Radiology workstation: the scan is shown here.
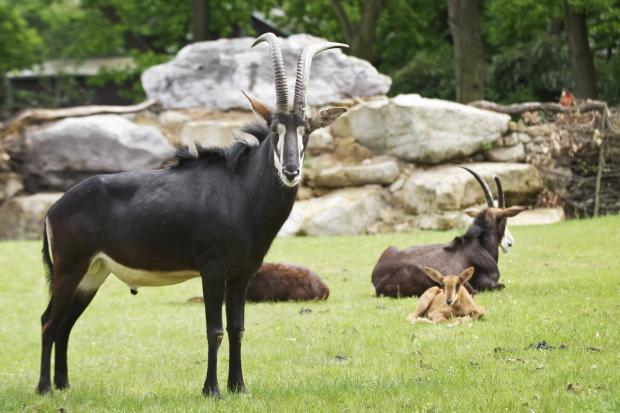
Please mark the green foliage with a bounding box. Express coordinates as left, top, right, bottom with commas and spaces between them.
86, 52, 170, 102
2, 0, 620, 111
0, 216, 619, 411
486, 34, 572, 103
8, 75, 94, 112
0, 1, 42, 73
391, 45, 454, 99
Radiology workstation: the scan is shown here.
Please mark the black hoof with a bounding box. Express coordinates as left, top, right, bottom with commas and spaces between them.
203, 385, 221, 398
36, 382, 51, 395
54, 380, 70, 390
228, 382, 246, 394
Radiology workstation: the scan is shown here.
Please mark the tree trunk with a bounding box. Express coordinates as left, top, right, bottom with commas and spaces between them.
330, 0, 385, 62
448, 0, 485, 103
192, 0, 212, 42
564, 0, 597, 99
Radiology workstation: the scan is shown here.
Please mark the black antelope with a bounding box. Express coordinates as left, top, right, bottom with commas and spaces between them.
37, 33, 347, 397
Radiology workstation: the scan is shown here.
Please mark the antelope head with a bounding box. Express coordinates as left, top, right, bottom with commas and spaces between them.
245, 33, 348, 187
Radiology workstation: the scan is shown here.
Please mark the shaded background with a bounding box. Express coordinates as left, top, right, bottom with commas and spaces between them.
1, 0, 620, 118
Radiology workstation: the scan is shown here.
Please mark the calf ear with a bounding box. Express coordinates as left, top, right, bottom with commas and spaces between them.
242, 91, 272, 123
464, 207, 480, 218
459, 267, 475, 284
501, 206, 527, 218
423, 266, 444, 284
309, 107, 346, 131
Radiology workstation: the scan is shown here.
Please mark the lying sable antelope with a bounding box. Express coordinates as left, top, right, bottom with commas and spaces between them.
371, 167, 526, 297
36, 33, 347, 396
407, 266, 485, 324
247, 263, 329, 301
189, 263, 329, 302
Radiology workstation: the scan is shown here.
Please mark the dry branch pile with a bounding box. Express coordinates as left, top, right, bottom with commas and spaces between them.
474, 100, 620, 218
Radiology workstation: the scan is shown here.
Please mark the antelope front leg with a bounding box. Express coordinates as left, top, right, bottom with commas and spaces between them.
225, 276, 250, 393
201, 272, 226, 397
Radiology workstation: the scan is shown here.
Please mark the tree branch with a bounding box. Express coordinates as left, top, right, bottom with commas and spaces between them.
330, 0, 353, 40
3, 99, 159, 136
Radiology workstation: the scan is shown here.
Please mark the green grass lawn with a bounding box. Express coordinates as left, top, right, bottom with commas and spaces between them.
1, 216, 619, 412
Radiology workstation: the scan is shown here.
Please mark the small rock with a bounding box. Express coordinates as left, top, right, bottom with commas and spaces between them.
503, 133, 521, 147
485, 143, 525, 162
306, 128, 333, 154
315, 158, 400, 188
299, 308, 312, 315
335, 354, 347, 361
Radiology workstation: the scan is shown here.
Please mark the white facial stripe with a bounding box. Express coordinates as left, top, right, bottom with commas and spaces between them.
500, 227, 514, 253
297, 126, 305, 164
276, 123, 285, 159
272, 123, 285, 173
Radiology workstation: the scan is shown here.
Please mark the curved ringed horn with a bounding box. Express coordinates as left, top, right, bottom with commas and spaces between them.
252, 33, 289, 113
494, 175, 505, 208
292, 42, 348, 116
459, 166, 495, 208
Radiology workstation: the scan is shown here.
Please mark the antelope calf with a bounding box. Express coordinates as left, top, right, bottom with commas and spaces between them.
407, 266, 485, 324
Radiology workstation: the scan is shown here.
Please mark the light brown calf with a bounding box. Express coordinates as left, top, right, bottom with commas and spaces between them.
407, 266, 485, 324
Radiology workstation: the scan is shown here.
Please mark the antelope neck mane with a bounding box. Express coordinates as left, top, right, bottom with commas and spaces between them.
172, 122, 269, 172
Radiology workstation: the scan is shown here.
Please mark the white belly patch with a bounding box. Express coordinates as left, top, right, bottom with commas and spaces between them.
77, 253, 199, 293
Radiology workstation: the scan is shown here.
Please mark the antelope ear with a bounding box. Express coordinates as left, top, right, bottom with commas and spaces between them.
459, 267, 475, 284
309, 107, 346, 131
464, 207, 480, 218
502, 206, 527, 218
242, 91, 272, 122
423, 266, 444, 284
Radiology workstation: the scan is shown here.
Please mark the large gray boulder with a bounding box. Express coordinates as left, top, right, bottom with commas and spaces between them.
395, 162, 543, 214
331, 94, 510, 163
17, 115, 175, 191
142, 34, 391, 110
0, 193, 62, 240
280, 186, 387, 236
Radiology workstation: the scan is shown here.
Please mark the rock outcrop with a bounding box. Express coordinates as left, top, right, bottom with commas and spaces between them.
0, 193, 63, 240
395, 162, 543, 214
280, 186, 388, 236
332, 94, 510, 163
142, 34, 391, 110
14, 115, 175, 191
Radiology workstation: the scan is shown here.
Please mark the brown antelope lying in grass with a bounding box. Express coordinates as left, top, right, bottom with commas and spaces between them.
372, 167, 526, 297
407, 266, 485, 324
189, 262, 329, 303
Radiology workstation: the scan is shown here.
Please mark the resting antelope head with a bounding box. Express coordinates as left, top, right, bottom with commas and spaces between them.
245, 33, 348, 187
423, 266, 475, 306
461, 167, 521, 254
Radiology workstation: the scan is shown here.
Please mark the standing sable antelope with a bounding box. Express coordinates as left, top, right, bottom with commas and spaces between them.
36, 33, 347, 397
371, 167, 526, 298
407, 266, 485, 324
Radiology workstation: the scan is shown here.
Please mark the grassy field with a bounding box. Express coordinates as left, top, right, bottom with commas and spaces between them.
0, 216, 619, 412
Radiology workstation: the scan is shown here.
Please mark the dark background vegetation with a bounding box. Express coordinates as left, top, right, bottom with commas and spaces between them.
1, 0, 619, 118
